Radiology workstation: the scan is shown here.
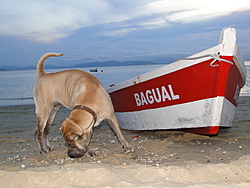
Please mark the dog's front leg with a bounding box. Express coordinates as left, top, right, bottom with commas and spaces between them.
108, 115, 134, 153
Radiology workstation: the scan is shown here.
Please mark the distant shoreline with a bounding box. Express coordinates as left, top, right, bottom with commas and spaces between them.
0, 61, 167, 71
1, 60, 249, 72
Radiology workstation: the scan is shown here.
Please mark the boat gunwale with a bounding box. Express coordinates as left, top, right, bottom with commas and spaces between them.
107, 45, 220, 93
233, 45, 247, 86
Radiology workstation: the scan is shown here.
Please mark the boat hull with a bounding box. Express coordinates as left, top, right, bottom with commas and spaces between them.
114, 97, 235, 133
107, 28, 246, 135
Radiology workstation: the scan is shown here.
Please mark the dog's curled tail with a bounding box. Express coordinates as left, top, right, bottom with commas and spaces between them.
37, 52, 64, 78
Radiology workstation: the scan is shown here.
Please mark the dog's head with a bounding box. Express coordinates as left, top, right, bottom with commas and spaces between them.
61, 118, 92, 158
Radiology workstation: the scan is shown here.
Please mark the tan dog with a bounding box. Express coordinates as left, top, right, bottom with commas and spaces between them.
33, 52, 134, 158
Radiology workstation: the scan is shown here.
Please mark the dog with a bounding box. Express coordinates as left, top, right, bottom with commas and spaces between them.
33, 52, 134, 158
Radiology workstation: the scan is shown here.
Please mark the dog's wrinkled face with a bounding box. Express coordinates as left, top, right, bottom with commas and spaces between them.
61, 118, 92, 158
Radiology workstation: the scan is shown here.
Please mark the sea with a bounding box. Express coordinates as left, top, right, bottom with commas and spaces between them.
0, 65, 162, 106
0, 64, 249, 107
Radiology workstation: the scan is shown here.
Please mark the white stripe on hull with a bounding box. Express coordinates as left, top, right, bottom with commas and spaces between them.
115, 97, 236, 130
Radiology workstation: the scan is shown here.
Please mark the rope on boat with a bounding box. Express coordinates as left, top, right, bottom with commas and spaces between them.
176, 52, 234, 67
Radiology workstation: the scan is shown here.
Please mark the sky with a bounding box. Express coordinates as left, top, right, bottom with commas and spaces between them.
0, 0, 250, 67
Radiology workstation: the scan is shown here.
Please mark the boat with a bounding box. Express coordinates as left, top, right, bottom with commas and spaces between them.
107, 28, 247, 135
89, 68, 98, 72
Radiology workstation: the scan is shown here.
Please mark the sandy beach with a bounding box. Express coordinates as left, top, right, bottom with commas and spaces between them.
0, 96, 250, 187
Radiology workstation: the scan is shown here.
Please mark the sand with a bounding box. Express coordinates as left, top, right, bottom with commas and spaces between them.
0, 96, 250, 187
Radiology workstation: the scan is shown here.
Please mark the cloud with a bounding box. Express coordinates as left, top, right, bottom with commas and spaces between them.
142, 0, 250, 23
0, 0, 125, 42
0, 0, 250, 42
94, 0, 250, 37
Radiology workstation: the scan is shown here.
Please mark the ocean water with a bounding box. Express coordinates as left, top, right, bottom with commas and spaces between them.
0, 64, 249, 107
0, 65, 162, 106
241, 65, 250, 96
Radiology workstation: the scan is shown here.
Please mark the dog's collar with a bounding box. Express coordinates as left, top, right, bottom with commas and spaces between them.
73, 105, 97, 125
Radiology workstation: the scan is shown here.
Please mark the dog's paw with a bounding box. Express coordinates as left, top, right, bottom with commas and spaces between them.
123, 145, 135, 153
40, 146, 54, 154
48, 146, 55, 152
87, 149, 98, 157
39, 147, 47, 154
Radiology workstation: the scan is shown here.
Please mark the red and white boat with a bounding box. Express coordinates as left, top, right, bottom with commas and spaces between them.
107, 28, 247, 135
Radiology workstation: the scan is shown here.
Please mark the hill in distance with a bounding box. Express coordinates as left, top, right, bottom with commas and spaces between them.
0, 60, 169, 71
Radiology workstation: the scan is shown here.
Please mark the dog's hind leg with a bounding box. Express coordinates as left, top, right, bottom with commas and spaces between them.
107, 115, 134, 153
34, 103, 54, 153
35, 116, 49, 153
43, 103, 61, 152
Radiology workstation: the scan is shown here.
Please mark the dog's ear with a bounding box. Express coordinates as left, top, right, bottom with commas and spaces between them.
61, 118, 83, 140
66, 131, 83, 141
